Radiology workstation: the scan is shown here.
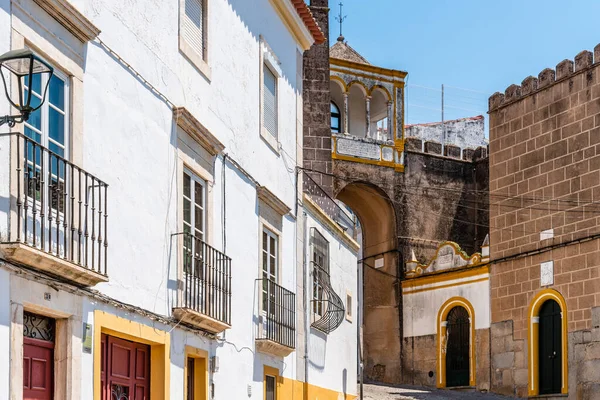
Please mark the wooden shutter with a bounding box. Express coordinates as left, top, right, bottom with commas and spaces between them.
183, 0, 204, 57
263, 66, 278, 137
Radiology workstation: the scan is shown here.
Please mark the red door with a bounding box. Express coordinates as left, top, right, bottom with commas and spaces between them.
23, 338, 54, 400
101, 334, 150, 400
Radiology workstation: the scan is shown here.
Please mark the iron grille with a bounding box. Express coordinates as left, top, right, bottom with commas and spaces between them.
23, 311, 55, 341
259, 279, 296, 349
4, 133, 108, 275
311, 261, 345, 334
181, 232, 232, 325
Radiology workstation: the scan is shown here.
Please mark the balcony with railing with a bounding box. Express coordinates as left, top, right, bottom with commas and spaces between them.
311, 262, 345, 334
256, 279, 295, 357
173, 233, 232, 334
0, 133, 109, 286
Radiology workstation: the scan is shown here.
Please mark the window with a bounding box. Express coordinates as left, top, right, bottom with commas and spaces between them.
23, 65, 69, 209
183, 169, 206, 275
331, 101, 341, 133
311, 228, 329, 317
180, 0, 210, 77
262, 64, 278, 138
346, 292, 352, 322
262, 227, 278, 312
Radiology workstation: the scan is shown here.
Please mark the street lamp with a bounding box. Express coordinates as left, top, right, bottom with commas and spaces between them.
0, 49, 53, 127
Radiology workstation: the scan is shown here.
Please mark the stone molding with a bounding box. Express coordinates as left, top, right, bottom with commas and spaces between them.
257, 185, 291, 216
31, 0, 100, 42
173, 107, 225, 156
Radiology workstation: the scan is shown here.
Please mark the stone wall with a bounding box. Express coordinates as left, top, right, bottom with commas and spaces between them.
303, 0, 333, 194
488, 44, 600, 398
405, 115, 488, 150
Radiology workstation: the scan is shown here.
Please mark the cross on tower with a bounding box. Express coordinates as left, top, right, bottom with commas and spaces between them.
335, 1, 347, 42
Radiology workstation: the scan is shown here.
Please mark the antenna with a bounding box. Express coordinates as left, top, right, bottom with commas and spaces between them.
335, 1, 347, 42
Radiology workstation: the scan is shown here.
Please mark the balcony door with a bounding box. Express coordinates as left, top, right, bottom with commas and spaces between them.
261, 227, 278, 333
22, 66, 69, 256
100, 334, 150, 400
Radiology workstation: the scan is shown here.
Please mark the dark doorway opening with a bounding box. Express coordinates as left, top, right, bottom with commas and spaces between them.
539, 299, 562, 395
446, 306, 470, 387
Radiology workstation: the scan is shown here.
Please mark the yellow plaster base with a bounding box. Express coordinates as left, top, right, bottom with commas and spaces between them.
265, 366, 357, 400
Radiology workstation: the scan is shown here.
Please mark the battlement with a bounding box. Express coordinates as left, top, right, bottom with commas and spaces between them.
489, 44, 600, 111
405, 137, 488, 162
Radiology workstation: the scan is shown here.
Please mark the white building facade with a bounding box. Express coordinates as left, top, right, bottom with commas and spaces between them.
0, 0, 357, 399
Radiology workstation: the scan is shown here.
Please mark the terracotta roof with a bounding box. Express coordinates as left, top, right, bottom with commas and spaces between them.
330, 39, 370, 64
291, 0, 326, 45
405, 115, 484, 128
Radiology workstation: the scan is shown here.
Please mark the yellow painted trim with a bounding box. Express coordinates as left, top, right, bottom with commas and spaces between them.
184, 346, 208, 400
437, 297, 476, 388
303, 194, 360, 252
370, 84, 392, 101
93, 310, 171, 400
331, 67, 396, 85
403, 276, 489, 295
267, 0, 314, 51
330, 75, 348, 92
264, 366, 280, 400
402, 264, 490, 289
347, 80, 369, 96
263, 365, 357, 399
330, 58, 408, 79
527, 289, 568, 396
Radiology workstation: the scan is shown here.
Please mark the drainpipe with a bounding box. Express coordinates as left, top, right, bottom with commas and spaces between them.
359, 256, 364, 399
303, 211, 309, 400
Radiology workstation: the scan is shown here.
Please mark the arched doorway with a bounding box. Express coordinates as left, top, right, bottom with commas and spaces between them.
539, 299, 562, 395
446, 306, 470, 387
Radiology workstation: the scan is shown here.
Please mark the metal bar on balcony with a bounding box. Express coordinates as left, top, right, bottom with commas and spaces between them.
181, 232, 232, 326
259, 279, 296, 349
310, 261, 345, 334
5, 133, 109, 276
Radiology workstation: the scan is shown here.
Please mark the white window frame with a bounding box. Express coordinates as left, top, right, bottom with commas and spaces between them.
182, 167, 207, 242
259, 38, 282, 152
261, 226, 279, 316
179, 0, 211, 79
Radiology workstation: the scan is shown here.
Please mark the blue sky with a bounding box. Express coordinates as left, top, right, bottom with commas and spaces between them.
328, 0, 600, 130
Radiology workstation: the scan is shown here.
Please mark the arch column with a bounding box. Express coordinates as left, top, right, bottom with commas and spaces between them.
365, 95, 371, 138
343, 92, 349, 134
387, 101, 394, 141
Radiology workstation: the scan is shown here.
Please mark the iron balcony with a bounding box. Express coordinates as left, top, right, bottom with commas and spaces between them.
256, 278, 296, 357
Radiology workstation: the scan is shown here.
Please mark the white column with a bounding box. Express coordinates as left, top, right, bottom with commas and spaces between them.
365, 96, 371, 138
343, 92, 349, 134
387, 101, 394, 141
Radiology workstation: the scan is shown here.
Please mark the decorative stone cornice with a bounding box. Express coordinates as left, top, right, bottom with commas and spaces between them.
257, 186, 291, 216
173, 107, 225, 156
32, 0, 100, 42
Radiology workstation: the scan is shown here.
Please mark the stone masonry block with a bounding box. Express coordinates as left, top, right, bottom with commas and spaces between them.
424, 141, 441, 155
538, 68, 556, 88
556, 59, 574, 80
491, 320, 513, 338
404, 137, 422, 152
444, 144, 461, 159
504, 84, 521, 102
595, 44, 600, 65
575, 50, 594, 72
463, 148, 475, 161
521, 76, 538, 95
514, 368, 528, 386
492, 352, 514, 370
591, 306, 600, 329
489, 92, 505, 111
578, 360, 600, 383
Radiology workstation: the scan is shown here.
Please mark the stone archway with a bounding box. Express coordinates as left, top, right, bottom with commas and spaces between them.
336, 181, 401, 383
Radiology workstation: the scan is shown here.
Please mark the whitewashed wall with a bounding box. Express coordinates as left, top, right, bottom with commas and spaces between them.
305, 209, 358, 397
403, 278, 491, 338
0, 0, 308, 398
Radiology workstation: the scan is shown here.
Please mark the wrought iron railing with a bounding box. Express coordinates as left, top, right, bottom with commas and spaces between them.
182, 233, 232, 326
4, 133, 108, 275
311, 262, 345, 334
259, 279, 296, 349
303, 171, 356, 238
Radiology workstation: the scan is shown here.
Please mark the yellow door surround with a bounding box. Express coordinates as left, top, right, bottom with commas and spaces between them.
436, 297, 476, 388
527, 289, 568, 396
93, 310, 171, 400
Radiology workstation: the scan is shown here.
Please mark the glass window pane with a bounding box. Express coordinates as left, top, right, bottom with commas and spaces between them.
194, 181, 203, 207
48, 142, 64, 159
262, 251, 267, 273
183, 173, 191, 198
262, 232, 268, 251
24, 127, 42, 144
270, 255, 276, 277
194, 205, 203, 232
270, 237, 276, 257
29, 73, 41, 95
184, 198, 191, 224
49, 107, 65, 146
49, 75, 65, 109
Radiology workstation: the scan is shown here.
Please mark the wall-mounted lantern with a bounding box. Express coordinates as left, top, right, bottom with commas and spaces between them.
0, 49, 53, 127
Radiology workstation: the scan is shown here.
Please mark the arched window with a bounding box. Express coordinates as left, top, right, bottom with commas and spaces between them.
330, 101, 341, 133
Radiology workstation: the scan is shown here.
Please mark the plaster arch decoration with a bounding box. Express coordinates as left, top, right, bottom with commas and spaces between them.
330, 75, 348, 93
436, 297, 476, 388
405, 241, 483, 277
370, 85, 392, 101
527, 289, 568, 396
347, 80, 369, 97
